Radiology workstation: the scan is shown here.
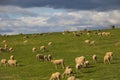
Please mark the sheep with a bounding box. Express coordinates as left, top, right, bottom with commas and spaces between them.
104, 55, 111, 64
105, 52, 113, 60
48, 42, 52, 46
50, 72, 61, 80
47, 54, 52, 61
0, 59, 7, 66
9, 47, 14, 52
10, 55, 14, 60
62, 66, 73, 78
85, 40, 90, 44
75, 56, 85, 66
2, 40, 7, 43
51, 59, 65, 69
23, 40, 28, 44
36, 54, 44, 61
7, 59, 17, 66
44, 55, 48, 61
40, 46, 45, 52
90, 40, 95, 45
84, 60, 89, 68
0, 47, 7, 53
75, 63, 82, 72
32, 47, 36, 52
92, 54, 97, 63
67, 76, 76, 80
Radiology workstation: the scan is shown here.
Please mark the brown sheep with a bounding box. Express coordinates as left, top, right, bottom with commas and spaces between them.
36, 54, 44, 61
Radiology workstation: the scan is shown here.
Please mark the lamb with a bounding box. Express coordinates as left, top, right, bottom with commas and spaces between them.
36, 54, 44, 61
67, 76, 76, 80
50, 72, 61, 80
32, 47, 36, 52
0, 59, 7, 66
51, 59, 65, 69
104, 55, 111, 64
7, 59, 17, 66
40, 46, 45, 52
62, 66, 73, 78
92, 54, 97, 63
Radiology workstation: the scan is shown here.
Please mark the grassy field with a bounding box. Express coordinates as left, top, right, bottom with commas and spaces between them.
0, 28, 120, 80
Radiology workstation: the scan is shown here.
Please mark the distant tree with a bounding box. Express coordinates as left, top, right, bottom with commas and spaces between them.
111, 25, 115, 29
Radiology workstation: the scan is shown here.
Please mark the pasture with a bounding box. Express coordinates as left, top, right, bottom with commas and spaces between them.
0, 28, 120, 80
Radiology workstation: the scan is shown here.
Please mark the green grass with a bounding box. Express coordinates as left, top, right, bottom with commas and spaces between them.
0, 28, 120, 80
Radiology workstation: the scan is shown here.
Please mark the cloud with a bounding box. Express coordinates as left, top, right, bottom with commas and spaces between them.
0, 0, 120, 11
0, 7, 119, 35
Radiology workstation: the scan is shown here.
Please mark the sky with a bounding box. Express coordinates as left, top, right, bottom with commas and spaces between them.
0, 0, 120, 35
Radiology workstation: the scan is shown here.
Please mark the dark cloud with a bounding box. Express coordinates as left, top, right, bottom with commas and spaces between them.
0, 0, 120, 11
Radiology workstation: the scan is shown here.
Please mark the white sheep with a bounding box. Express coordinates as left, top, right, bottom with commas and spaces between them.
0, 59, 7, 66
9, 47, 14, 52
48, 42, 52, 46
62, 66, 73, 78
84, 60, 89, 67
51, 59, 65, 69
75, 56, 85, 66
105, 52, 113, 60
36, 54, 44, 61
85, 40, 90, 44
8, 59, 17, 66
92, 54, 97, 63
67, 76, 76, 80
10, 55, 14, 60
32, 47, 36, 52
104, 55, 111, 64
90, 40, 95, 45
50, 72, 61, 80
47, 54, 52, 61
75, 63, 82, 72
40, 46, 45, 52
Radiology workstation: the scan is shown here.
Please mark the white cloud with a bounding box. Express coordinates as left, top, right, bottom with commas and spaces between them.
0, 6, 120, 34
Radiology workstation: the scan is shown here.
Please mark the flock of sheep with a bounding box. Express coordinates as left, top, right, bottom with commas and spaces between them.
0, 30, 113, 80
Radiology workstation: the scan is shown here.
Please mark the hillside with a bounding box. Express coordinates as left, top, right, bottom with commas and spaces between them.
0, 28, 120, 80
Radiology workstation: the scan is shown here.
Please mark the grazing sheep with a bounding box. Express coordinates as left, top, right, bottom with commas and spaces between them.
0, 47, 7, 53
75, 63, 82, 72
44, 55, 48, 61
23, 40, 28, 44
8, 59, 17, 66
62, 66, 73, 78
75, 56, 85, 66
50, 72, 61, 80
105, 52, 113, 60
104, 55, 111, 64
48, 42, 52, 46
67, 76, 76, 80
0, 59, 7, 66
85, 40, 90, 44
47, 54, 52, 61
51, 59, 65, 69
36, 54, 44, 61
92, 54, 97, 63
84, 60, 89, 67
32, 47, 36, 52
90, 40, 95, 45
9, 47, 14, 52
10, 55, 14, 60
40, 46, 45, 52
